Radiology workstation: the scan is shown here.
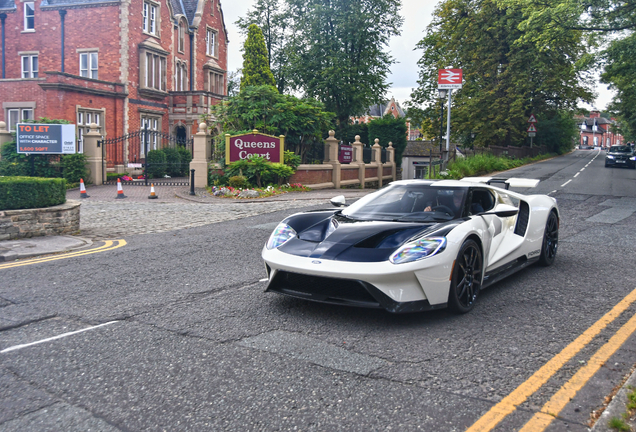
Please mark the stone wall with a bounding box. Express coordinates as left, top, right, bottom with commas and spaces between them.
0, 200, 80, 240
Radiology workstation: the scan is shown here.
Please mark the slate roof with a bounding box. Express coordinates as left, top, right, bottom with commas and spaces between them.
365, 99, 405, 118
402, 141, 437, 157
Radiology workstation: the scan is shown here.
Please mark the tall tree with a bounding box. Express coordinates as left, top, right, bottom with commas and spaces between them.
601, 33, 636, 141
236, 0, 291, 93
411, 0, 593, 149
285, 0, 403, 133
240, 24, 277, 91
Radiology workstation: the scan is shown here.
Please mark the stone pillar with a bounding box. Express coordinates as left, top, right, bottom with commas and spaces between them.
324, 130, 341, 188
190, 122, 211, 188
0, 121, 12, 160
387, 141, 396, 182
372, 138, 382, 188
352, 134, 365, 189
83, 123, 103, 185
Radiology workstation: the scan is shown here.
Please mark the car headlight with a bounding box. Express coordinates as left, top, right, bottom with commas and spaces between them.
390, 237, 447, 264
266, 223, 297, 249
630, 156, 636, 161
607, 155, 615, 159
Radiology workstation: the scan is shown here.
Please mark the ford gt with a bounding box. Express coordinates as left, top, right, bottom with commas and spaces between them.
262, 178, 559, 314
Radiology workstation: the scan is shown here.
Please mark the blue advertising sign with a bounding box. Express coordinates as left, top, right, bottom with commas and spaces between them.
16, 124, 76, 154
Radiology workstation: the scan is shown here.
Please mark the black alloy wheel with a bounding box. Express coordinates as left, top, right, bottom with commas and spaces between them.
538, 211, 559, 266
449, 239, 483, 314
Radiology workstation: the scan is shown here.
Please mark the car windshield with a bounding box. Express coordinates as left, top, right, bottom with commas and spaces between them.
610, 146, 632, 153
341, 183, 466, 222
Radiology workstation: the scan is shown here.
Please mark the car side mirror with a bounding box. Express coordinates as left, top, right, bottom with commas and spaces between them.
330, 195, 347, 207
478, 204, 519, 218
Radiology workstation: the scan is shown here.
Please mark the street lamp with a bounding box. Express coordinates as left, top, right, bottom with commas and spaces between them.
438, 89, 448, 153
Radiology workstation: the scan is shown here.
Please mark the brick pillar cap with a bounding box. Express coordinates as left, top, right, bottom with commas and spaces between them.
373, 138, 380, 147
328, 130, 335, 138
0, 121, 6, 132
199, 122, 207, 133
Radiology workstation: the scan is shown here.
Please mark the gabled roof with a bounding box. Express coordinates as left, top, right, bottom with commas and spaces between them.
363, 98, 405, 119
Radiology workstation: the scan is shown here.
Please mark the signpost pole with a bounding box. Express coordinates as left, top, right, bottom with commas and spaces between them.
445, 89, 452, 161
144, 125, 149, 186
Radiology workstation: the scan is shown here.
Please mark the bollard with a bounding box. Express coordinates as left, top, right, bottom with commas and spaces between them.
190, 169, 195, 195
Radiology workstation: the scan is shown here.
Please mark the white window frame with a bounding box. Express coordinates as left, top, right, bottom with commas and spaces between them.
206, 28, 218, 57
24, 2, 34, 31
7, 108, 33, 132
76, 108, 103, 153
140, 115, 160, 155
144, 52, 166, 91
143, 1, 158, 36
21, 54, 38, 78
79, 52, 99, 79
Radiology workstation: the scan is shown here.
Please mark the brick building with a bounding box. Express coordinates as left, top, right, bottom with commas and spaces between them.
577, 111, 623, 149
0, 0, 228, 168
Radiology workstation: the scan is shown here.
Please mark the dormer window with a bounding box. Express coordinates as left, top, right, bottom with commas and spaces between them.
24, 2, 34, 31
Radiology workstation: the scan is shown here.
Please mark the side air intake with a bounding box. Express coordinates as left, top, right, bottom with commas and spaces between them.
514, 201, 530, 236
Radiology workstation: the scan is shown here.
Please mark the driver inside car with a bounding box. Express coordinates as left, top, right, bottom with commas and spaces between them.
424, 189, 465, 215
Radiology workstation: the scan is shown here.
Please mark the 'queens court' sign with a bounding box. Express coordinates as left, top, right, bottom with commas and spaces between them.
225, 130, 285, 163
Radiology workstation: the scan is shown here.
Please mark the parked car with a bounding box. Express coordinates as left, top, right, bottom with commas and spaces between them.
605, 145, 635, 168
262, 178, 559, 314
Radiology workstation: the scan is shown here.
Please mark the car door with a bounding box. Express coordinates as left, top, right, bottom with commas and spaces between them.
470, 188, 521, 270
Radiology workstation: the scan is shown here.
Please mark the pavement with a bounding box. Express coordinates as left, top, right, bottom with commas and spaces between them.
0, 183, 370, 261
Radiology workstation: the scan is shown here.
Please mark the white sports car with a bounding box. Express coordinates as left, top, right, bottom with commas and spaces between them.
262, 178, 559, 313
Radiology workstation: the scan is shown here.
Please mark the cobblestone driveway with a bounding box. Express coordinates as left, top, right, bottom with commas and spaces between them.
78, 199, 327, 239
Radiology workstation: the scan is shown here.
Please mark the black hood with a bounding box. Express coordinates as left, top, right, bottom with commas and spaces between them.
278, 211, 462, 262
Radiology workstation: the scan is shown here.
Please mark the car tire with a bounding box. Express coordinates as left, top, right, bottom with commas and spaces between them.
538, 211, 558, 267
448, 239, 482, 314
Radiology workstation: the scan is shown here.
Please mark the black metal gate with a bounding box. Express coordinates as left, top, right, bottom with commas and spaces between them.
100, 127, 193, 186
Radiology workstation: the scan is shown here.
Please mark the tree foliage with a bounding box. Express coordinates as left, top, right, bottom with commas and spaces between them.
411, 0, 593, 148
236, 0, 291, 93
367, 116, 407, 166
284, 0, 403, 132
601, 33, 636, 141
206, 85, 335, 163
240, 24, 276, 91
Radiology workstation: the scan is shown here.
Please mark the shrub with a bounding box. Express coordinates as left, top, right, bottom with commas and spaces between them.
228, 175, 249, 189
209, 169, 228, 186
0, 176, 66, 210
162, 147, 182, 177
268, 163, 294, 185
145, 149, 166, 179
106, 172, 129, 181
177, 147, 192, 176
284, 150, 301, 169
61, 153, 88, 184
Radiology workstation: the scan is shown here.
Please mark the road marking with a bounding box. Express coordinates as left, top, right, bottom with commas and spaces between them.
580, 168, 585, 171
519, 310, 636, 431
466, 287, 636, 432
561, 180, 572, 187
574, 173, 580, 178
1, 321, 119, 354
547, 190, 557, 196
0, 240, 127, 269
259, 278, 268, 282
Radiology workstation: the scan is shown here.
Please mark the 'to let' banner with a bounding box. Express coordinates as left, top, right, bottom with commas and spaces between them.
225, 131, 285, 163
17, 123, 76, 154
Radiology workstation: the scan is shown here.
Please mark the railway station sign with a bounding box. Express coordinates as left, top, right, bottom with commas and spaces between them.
225, 131, 285, 163
16, 123, 76, 154
438, 69, 463, 89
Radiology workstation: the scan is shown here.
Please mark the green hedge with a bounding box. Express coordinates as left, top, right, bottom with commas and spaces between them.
0, 176, 67, 210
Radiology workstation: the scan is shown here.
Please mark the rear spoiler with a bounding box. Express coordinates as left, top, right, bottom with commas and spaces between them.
460, 177, 540, 189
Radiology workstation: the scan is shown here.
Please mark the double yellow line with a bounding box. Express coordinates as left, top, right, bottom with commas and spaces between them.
0, 239, 127, 269
468, 287, 636, 431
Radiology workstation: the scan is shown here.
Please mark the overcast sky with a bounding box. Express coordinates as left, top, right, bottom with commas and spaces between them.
221, 0, 614, 111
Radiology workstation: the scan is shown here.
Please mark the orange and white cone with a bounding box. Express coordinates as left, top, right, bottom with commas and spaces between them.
148, 183, 158, 199
116, 178, 126, 199
79, 179, 89, 198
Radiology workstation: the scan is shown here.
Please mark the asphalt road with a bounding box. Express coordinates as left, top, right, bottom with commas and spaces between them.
2, 149, 636, 431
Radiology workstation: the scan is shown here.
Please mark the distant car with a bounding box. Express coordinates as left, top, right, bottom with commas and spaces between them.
579, 144, 594, 150
605, 145, 635, 168
262, 178, 559, 314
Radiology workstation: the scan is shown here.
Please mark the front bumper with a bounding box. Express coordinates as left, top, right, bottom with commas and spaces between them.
606, 157, 635, 168
262, 246, 456, 313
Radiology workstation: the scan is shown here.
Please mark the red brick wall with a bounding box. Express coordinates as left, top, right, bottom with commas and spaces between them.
341, 167, 359, 181
290, 168, 332, 185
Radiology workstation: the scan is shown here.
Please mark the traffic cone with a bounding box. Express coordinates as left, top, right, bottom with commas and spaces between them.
79, 179, 89, 198
148, 183, 158, 199
116, 178, 126, 199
